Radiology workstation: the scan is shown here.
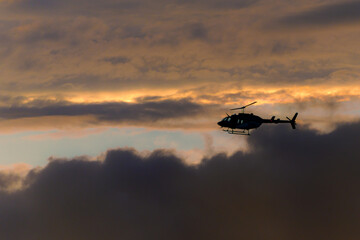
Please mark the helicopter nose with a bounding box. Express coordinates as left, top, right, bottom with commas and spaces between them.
217, 121, 223, 127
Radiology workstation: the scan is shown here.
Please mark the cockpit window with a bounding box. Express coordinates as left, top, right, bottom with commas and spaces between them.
227, 117, 231, 122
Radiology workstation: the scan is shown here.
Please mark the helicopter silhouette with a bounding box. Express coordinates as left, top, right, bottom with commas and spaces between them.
217, 101, 298, 135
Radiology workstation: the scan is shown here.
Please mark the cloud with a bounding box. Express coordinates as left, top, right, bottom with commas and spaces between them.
0, 163, 32, 192
7, 0, 142, 14
177, 0, 258, 9
0, 0, 360, 135
2, 90, 359, 132
103, 56, 131, 65
0, 173, 23, 192
276, 1, 360, 28
183, 22, 209, 41
0, 90, 359, 132
1, 3, 360, 95
0, 98, 211, 124
6, 0, 259, 14
1, 122, 360, 239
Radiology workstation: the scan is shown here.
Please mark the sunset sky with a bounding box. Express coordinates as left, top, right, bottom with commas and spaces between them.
1, 0, 360, 239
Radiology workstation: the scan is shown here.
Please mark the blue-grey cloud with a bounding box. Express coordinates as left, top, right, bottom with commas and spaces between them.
103, 56, 131, 65
276, 1, 360, 28
7, 0, 259, 14
0, 99, 208, 123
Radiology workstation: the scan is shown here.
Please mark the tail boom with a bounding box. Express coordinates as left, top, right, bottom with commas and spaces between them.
262, 112, 298, 129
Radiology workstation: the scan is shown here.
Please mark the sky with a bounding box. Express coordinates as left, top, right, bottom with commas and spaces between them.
0, 0, 360, 239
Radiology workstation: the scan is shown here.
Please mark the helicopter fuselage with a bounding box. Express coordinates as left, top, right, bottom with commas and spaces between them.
218, 101, 298, 135
217, 113, 263, 130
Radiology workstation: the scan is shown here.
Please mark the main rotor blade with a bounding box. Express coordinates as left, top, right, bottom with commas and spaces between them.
230, 101, 257, 110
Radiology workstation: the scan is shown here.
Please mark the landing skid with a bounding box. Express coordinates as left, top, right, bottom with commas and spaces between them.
223, 129, 250, 135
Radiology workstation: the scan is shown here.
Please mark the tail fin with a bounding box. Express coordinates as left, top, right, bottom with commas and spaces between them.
290, 113, 298, 129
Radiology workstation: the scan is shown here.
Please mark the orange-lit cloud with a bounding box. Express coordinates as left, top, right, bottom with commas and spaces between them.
0, 0, 358, 133
0, 163, 32, 192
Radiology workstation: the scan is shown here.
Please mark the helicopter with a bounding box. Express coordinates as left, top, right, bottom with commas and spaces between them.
217, 101, 298, 135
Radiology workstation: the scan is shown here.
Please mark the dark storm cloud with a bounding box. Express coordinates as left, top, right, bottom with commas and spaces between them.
276, 1, 360, 28
1, 122, 360, 239
0, 99, 206, 123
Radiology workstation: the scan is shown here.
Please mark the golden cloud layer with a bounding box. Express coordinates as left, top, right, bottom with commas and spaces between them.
0, 0, 358, 132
